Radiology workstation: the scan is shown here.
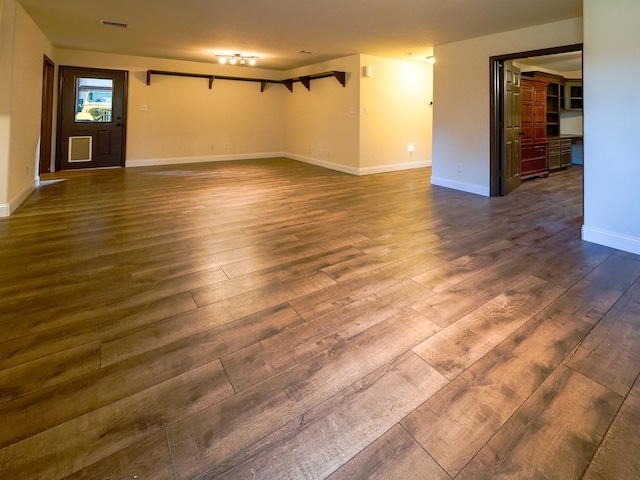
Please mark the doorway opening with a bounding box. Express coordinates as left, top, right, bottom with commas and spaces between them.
39, 55, 55, 174
489, 43, 583, 197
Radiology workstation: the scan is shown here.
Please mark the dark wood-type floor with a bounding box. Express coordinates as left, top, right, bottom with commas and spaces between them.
1, 158, 639, 479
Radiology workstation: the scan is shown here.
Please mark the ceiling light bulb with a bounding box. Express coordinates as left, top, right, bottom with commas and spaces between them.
426, 56, 436, 64
219, 57, 227, 64
249, 58, 256, 66
241, 58, 245, 65
230, 57, 237, 65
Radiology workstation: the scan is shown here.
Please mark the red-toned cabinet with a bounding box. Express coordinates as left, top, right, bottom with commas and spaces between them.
520, 78, 548, 179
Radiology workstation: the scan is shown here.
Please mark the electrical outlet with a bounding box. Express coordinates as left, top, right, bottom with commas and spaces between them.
210, 144, 215, 150
26, 166, 29, 176
456, 164, 463, 173
224, 143, 229, 149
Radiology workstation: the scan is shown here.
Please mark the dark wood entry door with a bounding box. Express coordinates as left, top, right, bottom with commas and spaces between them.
57, 67, 127, 170
501, 61, 522, 195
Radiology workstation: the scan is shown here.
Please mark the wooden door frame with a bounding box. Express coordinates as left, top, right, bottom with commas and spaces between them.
56, 66, 128, 171
489, 43, 582, 196
39, 55, 55, 174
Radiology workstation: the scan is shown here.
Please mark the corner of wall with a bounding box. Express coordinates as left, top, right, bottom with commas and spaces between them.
582, 226, 640, 256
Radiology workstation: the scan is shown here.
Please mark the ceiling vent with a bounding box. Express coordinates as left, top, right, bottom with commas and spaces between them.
101, 20, 128, 28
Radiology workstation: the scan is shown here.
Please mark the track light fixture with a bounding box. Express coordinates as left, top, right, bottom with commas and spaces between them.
216, 53, 258, 66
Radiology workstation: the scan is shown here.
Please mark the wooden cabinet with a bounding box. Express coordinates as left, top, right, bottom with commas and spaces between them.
547, 139, 562, 171
520, 78, 548, 179
521, 143, 548, 180
521, 78, 547, 145
560, 138, 572, 167
522, 71, 566, 138
548, 137, 575, 172
521, 72, 579, 177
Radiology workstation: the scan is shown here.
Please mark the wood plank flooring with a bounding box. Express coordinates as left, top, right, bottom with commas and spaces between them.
1, 158, 639, 479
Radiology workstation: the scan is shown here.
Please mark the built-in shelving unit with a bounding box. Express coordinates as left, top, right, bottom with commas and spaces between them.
146, 70, 346, 93
566, 80, 583, 110
546, 82, 561, 138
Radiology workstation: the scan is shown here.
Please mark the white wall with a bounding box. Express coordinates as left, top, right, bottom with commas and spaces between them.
56, 51, 431, 176
0, 0, 16, 213
582, 0, 640, 254
359, 55, 432, 174
0, 0, 53, 216
282, 55, 361, 173
56, 49, 288, 167
431, 18, 583, 196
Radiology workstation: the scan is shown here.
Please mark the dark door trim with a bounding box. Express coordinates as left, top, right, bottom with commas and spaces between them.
489, 43, 583, 196
39, 55, 55, 174
56, 66, 128, 170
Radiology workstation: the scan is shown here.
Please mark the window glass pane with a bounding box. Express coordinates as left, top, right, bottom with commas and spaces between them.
75, 77, 113, 122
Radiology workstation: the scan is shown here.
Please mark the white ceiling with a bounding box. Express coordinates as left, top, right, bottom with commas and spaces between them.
519, 51, 583, 73
18, 0, 583, 70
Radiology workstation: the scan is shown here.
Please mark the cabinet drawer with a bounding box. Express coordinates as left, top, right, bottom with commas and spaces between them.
548, 151, 561, 170
523, 157, 548, 172
522, 144, 547, 160
521, 143, 548, 179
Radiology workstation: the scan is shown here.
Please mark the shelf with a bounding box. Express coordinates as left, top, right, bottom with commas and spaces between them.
146, 69, 346, 93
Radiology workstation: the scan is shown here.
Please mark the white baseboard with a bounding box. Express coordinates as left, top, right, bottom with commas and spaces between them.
126, 152, 431, 177
126, 152, 285, 168
430, 176, 490, 197
358, 159, 432, 175
286, 153, 431, 176
285, 153, 360, 175
1, 179, 37, 217
582, 225, 640, 255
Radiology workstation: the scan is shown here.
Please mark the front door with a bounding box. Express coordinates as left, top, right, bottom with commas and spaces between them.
57, 67, 127, 170
501, 60, 522, 195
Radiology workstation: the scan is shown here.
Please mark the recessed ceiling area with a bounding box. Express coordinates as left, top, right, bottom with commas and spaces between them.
17, 0, 583, 70
517, 51, 583, 74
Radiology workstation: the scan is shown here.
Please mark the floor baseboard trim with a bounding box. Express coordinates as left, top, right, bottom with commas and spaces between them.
285, 154, 360, 175
1, 180, 38, 217
430, 176, 489, 197
126, 152, 285, 168
0, 203, 10, 217
126, 153, 431, 177
582, 225, 640, 255
358, 160, 432, 175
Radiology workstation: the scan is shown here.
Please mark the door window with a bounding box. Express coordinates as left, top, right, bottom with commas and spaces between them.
75, 77, 113, 122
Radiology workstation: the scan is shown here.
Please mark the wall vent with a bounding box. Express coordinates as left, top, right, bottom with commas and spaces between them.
101, 20, 128, 28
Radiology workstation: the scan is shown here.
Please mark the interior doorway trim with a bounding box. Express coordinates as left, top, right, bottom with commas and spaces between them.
39, 55, 55, 174
489, 43, 583, 197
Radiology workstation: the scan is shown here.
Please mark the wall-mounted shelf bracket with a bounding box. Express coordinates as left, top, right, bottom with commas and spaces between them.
282, 71, 346, 92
